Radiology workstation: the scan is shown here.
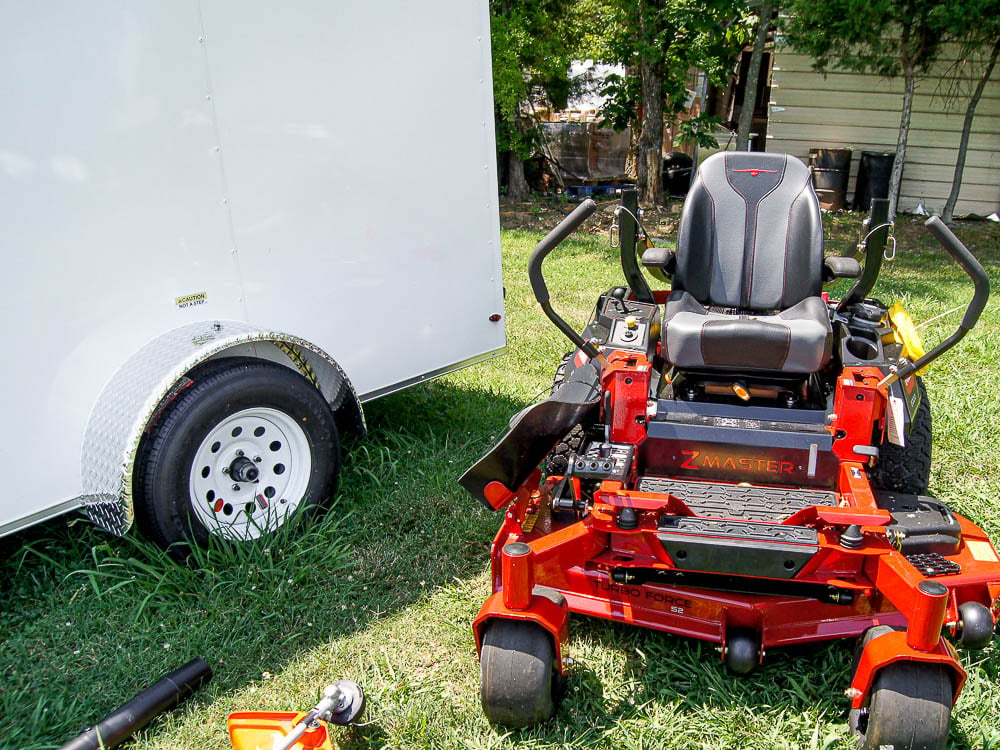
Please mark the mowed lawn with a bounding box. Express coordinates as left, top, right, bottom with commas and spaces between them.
1, 213, 998, 750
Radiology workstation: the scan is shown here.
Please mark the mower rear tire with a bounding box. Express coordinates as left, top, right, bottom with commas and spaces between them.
849, 627, 952, 750
480, 619, 559, 727
546, 352, 586, 476
550, 351, 574, 396
869, 377, 932, 494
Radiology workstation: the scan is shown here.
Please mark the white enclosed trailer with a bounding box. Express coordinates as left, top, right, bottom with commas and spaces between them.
0, 1, 504, 547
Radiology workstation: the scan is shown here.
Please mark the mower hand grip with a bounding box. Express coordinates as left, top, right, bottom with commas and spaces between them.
884, 218, 992, 386
925, 216, 990, 331
528, 199, 598, 304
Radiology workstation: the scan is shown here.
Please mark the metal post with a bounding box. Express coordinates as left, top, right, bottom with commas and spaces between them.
839, 198, 890, 310
619, 189, 654, 303
502, 542, 534, 610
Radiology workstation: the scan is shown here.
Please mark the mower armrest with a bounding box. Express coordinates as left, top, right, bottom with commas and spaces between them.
823, 256, 862, 282
641, 246, 676, 283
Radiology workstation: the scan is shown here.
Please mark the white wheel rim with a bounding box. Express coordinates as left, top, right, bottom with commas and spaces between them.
189, 407, 312, 540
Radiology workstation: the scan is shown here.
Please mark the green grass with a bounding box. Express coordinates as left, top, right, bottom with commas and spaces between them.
1, 213, 998, 749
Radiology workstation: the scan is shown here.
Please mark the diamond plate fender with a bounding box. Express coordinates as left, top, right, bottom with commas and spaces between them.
79, 319, 364, 535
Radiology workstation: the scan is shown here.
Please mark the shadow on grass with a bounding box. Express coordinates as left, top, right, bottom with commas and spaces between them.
0, 379, 521, 750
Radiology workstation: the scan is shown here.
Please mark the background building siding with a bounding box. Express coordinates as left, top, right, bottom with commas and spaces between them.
767, 48, 1000, 216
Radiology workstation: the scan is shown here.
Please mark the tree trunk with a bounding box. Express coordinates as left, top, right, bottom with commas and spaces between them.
636, 58, 665, 205
506, 151, 529, 201
888, 59, 916, 221
736, 3, 773, 152
625, 118, 640, 180
942, 39, 1000, 224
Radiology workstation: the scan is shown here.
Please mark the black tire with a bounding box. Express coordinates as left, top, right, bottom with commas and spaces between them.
869, 377, 932, 494
545, 352, 586, 477
134, 357, 340, 552
956, 601, 995, 650
724, 628, 760, 675
480, 619, 559, 727
849, 626, 952, 750
550, 352, 574, 396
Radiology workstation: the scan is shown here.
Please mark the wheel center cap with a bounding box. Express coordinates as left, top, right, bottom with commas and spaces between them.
229, 455, 260, 483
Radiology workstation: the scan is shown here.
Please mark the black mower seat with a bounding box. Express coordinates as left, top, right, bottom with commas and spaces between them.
662, 152, 832, 373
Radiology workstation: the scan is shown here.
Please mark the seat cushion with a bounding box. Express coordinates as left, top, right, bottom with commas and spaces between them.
662, 290, 832, 373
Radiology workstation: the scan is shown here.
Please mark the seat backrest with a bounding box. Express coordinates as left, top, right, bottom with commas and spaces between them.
674, 152, 823, 311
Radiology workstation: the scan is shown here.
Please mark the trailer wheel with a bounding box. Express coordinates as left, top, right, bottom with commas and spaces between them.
869, 377, 932, 494
134, 357, 339, 551
849, 627, 952, 750
480, 619, 559, 727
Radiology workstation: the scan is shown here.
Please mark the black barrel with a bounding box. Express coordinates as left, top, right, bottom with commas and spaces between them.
853, 151, 896, 210
661, 151, 693, 196
58, 659, 213, 750
809, 148, 852, 211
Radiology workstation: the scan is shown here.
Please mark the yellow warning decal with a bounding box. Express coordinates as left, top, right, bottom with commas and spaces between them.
888, 302, 927, 373
175, 292, 208, 309
966, 540, 1000, 563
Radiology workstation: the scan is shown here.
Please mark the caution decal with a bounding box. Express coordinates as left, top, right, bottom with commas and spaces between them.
175, 292, 208, 309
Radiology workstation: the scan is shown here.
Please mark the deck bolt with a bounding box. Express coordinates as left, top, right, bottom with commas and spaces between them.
845, 687, 863, 699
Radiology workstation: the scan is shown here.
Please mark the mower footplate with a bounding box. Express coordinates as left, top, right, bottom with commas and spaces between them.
639, 477, 836, 522
657, 516, 818, 578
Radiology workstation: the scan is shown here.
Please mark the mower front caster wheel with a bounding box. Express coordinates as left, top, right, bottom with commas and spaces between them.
956, 601, 995, 650
725, 628, 760, 675
850, 628, 952, 750
480, 620, 562, 727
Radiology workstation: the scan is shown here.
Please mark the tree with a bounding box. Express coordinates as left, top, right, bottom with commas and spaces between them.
735, 2, 774, 151
938, 4, 1000, 222
590, 0, 747, 204
490, 0, 581, 200
782, 0, 970, 220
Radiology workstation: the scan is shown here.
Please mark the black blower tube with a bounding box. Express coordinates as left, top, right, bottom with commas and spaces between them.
58, 658, 212, 750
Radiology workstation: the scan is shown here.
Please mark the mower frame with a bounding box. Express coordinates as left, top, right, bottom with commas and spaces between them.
462, 176, 998, 746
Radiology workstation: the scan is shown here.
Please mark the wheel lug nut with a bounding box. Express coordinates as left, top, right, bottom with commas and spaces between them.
236, 449, 244, 457
254, 456, 262, 463
222, 467, 230, 474
232, 483, 240, 491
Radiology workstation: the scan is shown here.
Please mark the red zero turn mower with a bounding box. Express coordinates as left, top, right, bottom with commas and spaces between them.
460, 152, 998, 747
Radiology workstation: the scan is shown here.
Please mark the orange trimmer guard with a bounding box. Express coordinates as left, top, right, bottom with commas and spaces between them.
228, 711, 332, 750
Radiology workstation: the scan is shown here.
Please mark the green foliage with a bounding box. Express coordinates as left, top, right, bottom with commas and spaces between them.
491, 0, 583, 156
597, 72, 642, 132
676, 112, 725, 148
780, 0, 986, 76
591, 0, 750, 128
